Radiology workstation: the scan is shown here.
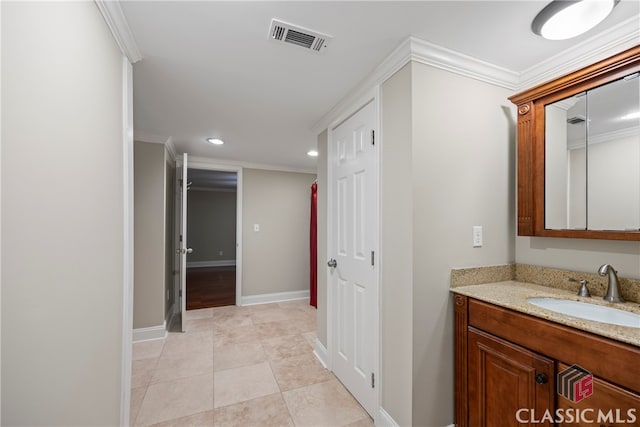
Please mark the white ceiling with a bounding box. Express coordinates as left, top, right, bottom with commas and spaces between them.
121, 1, 640, 172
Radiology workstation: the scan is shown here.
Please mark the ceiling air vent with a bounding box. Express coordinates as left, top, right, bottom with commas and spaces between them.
269, 19, 331, 54
567, 115, 586, 125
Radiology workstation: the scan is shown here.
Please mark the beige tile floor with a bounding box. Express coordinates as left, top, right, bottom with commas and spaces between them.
131, 300, 374, 427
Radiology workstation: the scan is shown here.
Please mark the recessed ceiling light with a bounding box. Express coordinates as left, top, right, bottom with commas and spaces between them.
206, 138, 224, 145
307, 150, 319, 157
532, 0, 619, 41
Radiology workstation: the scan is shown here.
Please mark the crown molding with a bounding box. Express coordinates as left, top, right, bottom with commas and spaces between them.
568, 125, 640, 149
134, 131, 170, 145
409, 37, 520, 90
312, 16, 639, 135
188, 155, 317, 175
311, 37, 412, 134
517, 14, 640, 91
311, 36, 519, 134
94, 0, 142, 64
134, 131, 177, 161
135, 134, 315, 174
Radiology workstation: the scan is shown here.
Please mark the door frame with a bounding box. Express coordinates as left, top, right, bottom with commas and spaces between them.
326, 86, 381, 420
120, 56, 134, 427
178, 158, 244, 307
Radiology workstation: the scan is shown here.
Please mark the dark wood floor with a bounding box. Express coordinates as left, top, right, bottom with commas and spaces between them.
186, 266, 236, 310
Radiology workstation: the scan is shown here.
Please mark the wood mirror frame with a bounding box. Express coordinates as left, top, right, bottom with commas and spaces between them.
509, 45, 640, 241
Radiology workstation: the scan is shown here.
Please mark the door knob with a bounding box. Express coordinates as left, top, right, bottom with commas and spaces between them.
186, 248, 193, 254
535, 373, 548, 384
327, 259, 337, 268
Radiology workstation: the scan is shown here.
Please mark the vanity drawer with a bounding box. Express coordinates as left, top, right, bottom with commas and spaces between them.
468, 298, 640, 393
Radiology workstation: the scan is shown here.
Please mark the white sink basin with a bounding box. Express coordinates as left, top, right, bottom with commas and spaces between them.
527, 298, 640, 328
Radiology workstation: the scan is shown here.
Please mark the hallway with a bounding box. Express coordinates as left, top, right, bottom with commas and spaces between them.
130, 300, 373, 426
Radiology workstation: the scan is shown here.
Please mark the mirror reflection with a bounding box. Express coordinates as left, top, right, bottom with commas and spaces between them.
545, 72, 640, 231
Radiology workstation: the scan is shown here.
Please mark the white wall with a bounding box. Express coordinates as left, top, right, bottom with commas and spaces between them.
380, 63, 414, 427
187, 190, 237, 263
2, 2, 124, 424
377, 61, 516, 426
410, 62, 515, 426
242, 168, 315, 297
516, 236, 640, 279
134, 141, 166, 329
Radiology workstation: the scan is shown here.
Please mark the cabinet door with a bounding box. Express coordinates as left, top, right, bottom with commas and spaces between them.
468, 327, 555, 427
557, 362, 640, 426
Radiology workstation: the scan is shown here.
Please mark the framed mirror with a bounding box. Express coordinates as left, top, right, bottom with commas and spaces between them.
509, 46, 640, 241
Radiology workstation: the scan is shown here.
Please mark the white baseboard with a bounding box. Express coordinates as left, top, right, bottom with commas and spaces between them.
132, 322, 167, 343
375, 409, 453, 427
187, 259, 236, 268
240, 290, 309, 306
313, 339, 329, 369
377, 408, 399, 427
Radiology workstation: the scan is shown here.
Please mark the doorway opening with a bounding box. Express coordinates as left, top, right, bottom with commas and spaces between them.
186, 168, 239, 309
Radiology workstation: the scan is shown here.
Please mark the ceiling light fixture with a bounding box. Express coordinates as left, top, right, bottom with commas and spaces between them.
532, 0, 619, 40
307, 150, 318, 157
206, 138, 224, 145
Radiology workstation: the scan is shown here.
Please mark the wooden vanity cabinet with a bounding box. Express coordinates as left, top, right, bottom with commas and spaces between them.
454, 294, 640, 427
468, 328, 555, 426
556, 363, 640, 427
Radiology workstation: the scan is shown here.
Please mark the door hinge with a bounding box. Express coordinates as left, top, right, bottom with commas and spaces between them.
371, 130, 375, 146
180, 235, 183, 243
371, 373, 375, 388
179, 290, 182, 297
371, 251, 375, 266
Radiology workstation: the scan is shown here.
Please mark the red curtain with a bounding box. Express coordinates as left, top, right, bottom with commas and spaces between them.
310, 182, 318, 308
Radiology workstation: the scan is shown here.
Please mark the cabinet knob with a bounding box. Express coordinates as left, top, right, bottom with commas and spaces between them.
535, 373, 548, 384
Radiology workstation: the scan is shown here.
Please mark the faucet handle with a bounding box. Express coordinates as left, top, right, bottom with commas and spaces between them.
568, 278, 591, 297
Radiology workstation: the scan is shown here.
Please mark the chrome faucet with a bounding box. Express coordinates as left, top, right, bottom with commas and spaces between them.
598, 264, 625, 303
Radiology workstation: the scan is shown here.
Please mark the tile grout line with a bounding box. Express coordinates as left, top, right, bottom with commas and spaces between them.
131, 339, 166, 427
263, 340, 298, 426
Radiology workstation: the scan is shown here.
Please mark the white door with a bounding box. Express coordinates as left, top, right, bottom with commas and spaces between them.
176, 153, 191, 332
329, 100, 378, 417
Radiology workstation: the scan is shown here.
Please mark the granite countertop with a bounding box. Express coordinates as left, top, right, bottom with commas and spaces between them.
451, 281, 640, 347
